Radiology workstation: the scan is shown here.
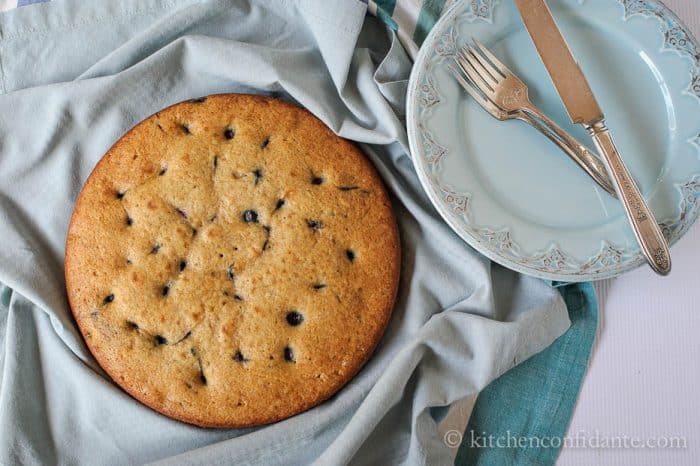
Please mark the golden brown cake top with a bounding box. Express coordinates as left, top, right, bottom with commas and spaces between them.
64, 94, 400, 427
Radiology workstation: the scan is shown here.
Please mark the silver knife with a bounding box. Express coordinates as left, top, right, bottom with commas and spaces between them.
514, 0, 671, 276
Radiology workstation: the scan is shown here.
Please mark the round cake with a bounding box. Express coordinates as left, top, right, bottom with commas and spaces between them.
64, 94, 400, 427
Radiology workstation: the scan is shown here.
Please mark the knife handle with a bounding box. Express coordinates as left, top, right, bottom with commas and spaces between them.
586, 121, 671, 276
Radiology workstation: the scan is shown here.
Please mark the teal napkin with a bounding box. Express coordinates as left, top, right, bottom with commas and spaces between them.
456, 283, 597, 465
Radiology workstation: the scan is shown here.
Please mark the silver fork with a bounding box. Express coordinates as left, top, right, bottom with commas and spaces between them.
451, 40, 616, 197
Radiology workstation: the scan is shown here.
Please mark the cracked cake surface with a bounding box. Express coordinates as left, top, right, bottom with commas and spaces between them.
64, 94, 400, 427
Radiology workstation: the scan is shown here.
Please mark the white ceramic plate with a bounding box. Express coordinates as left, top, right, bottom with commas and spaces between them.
407, 0, 700, 281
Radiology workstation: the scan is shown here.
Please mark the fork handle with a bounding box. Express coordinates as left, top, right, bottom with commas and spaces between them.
520, 106, 616, 197
586, 121, 671, 276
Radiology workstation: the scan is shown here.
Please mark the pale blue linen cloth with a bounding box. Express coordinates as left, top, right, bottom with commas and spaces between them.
0, 0, 570, 464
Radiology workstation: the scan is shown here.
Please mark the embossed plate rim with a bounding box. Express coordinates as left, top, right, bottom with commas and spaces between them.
406, 0, 700, 282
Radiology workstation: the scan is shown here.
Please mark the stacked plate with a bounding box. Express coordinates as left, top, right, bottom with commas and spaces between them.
407, 0, 700, 281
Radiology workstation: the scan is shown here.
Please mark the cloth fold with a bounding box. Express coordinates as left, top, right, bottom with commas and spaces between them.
0, 0, 572, 464
456, 283, 598, 465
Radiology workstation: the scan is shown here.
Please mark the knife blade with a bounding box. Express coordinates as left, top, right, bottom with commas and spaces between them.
514, 0, 603, 125
514, 0, 672, 275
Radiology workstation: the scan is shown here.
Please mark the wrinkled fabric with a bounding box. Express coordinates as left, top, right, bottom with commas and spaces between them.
457, 283, 598, 466
0, 0, 570, 464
